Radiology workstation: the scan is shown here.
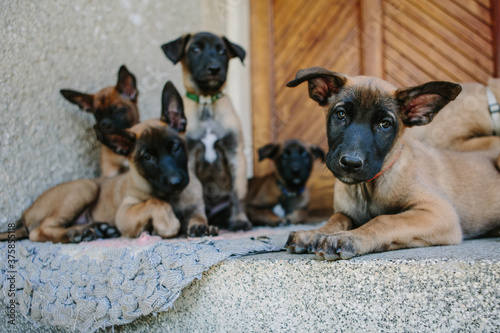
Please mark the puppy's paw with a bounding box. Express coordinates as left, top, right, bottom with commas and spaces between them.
285, 230, 318, 254
188, 224, 219, 237
228, 218, 252, 231
94, 222, 121, 239
69, 228, 96, 243
311, 231, 363, 260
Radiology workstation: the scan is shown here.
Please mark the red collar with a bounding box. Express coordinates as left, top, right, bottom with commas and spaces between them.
367, 144, 404, 182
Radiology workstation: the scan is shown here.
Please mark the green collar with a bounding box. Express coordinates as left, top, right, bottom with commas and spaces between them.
186, 92, 224, 104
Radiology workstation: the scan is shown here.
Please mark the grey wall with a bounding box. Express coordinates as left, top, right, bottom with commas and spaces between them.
0, 0, 250, 229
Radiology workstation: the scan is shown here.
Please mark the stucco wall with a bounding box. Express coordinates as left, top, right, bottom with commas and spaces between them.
0, 0, 250, 229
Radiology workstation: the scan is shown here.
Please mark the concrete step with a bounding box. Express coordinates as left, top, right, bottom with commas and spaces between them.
3, 238, 499, 332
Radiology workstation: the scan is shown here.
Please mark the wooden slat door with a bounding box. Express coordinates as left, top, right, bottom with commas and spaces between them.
251, 0, 499, 217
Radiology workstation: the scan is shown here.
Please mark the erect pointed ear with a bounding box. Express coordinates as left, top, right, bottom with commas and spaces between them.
222, 37, 246, 64
60, 89, 95, 113
93, 119, 136, 156
161, 81, 187, 133
396, 81, 462, 127
309, 145, 325, 162
161, 34, 191, 65
258, 143, 280, 161
116, 65, 138, 102
286, 67, 348, 106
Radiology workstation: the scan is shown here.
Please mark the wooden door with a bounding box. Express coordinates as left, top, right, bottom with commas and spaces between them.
250, 0, 500, 217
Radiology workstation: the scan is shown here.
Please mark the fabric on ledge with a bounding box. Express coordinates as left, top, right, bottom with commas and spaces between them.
0, 223, 321, 332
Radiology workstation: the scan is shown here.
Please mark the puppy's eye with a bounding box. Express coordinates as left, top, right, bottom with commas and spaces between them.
113, 107, 127, 114
191, 46, 201, 54
379, 119, 392, 129
171, 142, 182, 153
142, 150, 156, 162
218, 48, 227, 56
301, 151, 309, 158
336, 110, 346, 120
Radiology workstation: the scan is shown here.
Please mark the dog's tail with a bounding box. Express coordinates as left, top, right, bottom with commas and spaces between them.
0, 219, 29, 241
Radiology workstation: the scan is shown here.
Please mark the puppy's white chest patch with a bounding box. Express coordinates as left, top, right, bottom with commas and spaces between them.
272, 204, 286, 218
201, 128, 218, 163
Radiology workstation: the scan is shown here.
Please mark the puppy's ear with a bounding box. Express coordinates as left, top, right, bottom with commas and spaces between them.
161, 34, 191, 64
116, 65, 138, 102
396, 81, 462, 127
309, 146, 325, 162
60, 89, 95, 113
94, 119, 136, 156
222, 37, 246, 63
286, 67, 348, 106
161, 81, 187, 133
258, 143, 280, 161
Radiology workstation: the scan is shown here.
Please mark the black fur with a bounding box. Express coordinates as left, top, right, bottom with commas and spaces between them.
162, 32, 246, 95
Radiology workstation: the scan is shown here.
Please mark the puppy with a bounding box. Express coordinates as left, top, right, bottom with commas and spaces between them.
1, 82, 215, 243
285, 67, 500, 260
246, 140, 325, 226
60, 65, 140, 177
161, 32, 251, 231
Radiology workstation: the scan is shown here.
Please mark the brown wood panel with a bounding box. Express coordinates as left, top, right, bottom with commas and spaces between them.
250, 0, 275, 177
452, 0, 492, 25
384, 1, 491, 81
386, 0, 494, 71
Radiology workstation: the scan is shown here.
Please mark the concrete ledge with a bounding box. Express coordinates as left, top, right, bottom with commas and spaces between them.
3, 239, 499, 332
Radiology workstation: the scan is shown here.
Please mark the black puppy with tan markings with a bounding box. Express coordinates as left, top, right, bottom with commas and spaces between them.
161, 32, 251, 231
246, 140, 324, 226
285, 67, 500, 260
0, 82, 215, 243
60, 65, 140, 177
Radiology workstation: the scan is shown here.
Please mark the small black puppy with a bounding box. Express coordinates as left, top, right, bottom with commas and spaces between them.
246, 140, 325, 226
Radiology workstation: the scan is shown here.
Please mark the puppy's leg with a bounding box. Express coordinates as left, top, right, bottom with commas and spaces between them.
313, 201, 462, 260
286, 213, 353, 253
286, 209, 308, 225
186, 211, 218, 237
227, 144, 252, 231
115, 198, 180, 238
26, 180, 100, 243
246, 207, 285, 227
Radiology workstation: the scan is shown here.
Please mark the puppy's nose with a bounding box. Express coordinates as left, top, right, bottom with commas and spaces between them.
169, 176, 182, 187
208, 65, 221, 75
339, 155, 363, 172
291, 165, 301, 174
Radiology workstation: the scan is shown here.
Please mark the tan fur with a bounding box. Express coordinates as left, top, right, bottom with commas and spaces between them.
406, 79, 500, 152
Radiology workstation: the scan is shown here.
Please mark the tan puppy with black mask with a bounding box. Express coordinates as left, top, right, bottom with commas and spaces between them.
285, 67, 500, 260
60, 65, 140, 177
161, 32, 251, 231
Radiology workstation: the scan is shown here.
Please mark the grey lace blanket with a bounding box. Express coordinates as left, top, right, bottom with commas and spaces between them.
0, 224, 319, 332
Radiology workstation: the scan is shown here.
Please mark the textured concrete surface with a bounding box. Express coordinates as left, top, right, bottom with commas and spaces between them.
2, 239, 499, 332
0, 0, 252, 229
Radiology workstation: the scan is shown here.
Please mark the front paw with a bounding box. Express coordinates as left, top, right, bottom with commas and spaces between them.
228, 216, 252, 231
311, 231, 364, 260
285, 230, 318, 254
188, 224, 219, 237
94, 222, 121, 239
69, 227, 96, 243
